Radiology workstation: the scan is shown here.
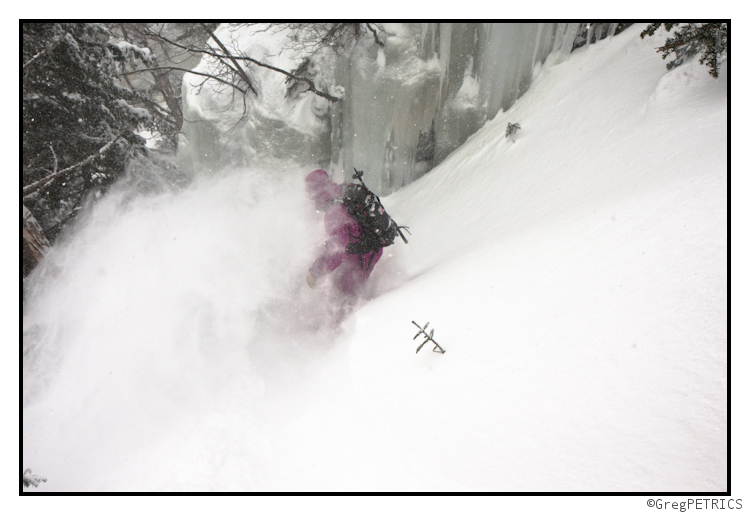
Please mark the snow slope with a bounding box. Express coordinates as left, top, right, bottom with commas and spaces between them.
353, 26, 727, 491
22, 25, 727, 493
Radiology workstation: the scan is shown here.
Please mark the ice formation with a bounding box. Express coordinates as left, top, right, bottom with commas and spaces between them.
179, 23, 586, 194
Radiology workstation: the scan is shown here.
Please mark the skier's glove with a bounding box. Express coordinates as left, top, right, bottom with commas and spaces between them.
306, 272, 316, 288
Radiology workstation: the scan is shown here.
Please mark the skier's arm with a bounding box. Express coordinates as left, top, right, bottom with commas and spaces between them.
309, 225, 348, 279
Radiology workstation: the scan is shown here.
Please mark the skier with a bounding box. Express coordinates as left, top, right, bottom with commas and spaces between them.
304, 169, 384, 297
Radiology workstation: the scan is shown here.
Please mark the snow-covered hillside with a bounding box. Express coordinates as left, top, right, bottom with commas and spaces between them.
22, 25, 727, 493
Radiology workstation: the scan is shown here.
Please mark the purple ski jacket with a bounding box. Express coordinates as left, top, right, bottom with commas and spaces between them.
305, 169, 383, 296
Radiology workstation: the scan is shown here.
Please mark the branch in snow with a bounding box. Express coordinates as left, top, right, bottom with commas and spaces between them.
22, 468, 47, 488
115, 99, 152, 120
412, 321, 446, 354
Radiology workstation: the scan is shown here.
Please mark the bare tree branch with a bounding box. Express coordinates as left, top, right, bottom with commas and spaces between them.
23, 132, 124, 197
153, 73, 183, 130
146, 26, 339, 103
241, 55, 340, 103
48, 145, 58, 174
366, 24, 385, 47
201, 23, 257, 95
119, 66, 247, 95
137, 93, 175, 121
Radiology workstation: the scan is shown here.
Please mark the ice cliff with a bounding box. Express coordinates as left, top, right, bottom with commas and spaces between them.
179, 23, 603, 194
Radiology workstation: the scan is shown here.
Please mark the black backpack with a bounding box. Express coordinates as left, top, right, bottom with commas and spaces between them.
340, 169, 409, 270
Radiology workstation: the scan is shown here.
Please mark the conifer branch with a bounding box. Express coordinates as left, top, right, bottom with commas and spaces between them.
23, 133, 124, 197
23, 31, 69, 70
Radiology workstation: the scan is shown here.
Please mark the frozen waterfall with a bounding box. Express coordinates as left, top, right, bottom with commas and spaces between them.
179, 23, 586, 195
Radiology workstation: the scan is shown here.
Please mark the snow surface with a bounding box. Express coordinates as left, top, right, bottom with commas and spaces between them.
22, 25, 727, 495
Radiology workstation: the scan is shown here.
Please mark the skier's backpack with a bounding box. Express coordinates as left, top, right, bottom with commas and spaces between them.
341, 169, 408, 269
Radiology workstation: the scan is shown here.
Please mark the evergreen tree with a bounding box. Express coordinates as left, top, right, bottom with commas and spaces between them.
640, 23, 728, 78
22, 23, 161, 274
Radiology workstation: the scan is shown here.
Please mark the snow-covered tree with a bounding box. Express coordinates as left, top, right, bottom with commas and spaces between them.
640, 23, 728, 78
22, 23, 160, 274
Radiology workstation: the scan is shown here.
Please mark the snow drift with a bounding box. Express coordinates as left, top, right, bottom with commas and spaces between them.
22, 25, 726, 492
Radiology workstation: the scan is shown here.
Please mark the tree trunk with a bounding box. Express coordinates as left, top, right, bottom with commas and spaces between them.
155, 73, 183, 134
23, 204, 51, 276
